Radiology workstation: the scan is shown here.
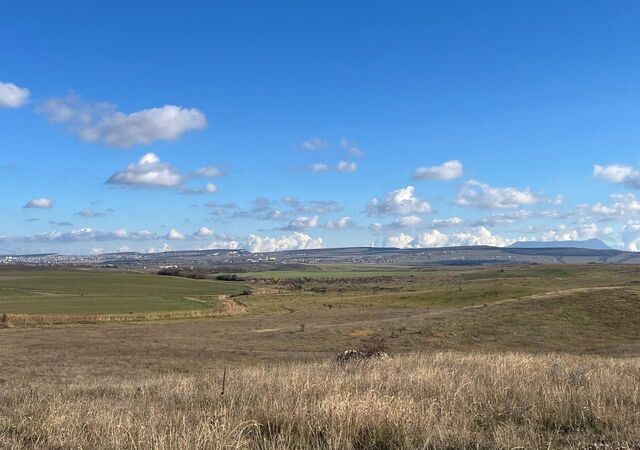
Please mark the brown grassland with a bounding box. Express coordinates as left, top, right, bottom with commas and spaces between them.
1, 264, 640, 449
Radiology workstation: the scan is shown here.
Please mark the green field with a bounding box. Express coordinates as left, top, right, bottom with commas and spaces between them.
236, 264, 417, 279
0, 269, 247, 315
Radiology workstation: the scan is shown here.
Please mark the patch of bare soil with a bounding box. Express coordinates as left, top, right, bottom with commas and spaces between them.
218, 295, 248, 315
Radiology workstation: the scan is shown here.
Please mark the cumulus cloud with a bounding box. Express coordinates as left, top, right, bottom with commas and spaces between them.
38, 95, 206, 148
573, 193, 640, 219
539, 223, 600, 242
623, 221, 640, 251
336, 161, 358, 173
612, 193, 640, 213
207, 238, 242, 250
0, 81, 30, 108
325, 216, 355, 229
195, 226, 214, 238
384, 226, 515, 248
415, 229, 450, 247
456, 180, 545, 209
145, 243, 172, 253
366, 186, 432, 216
246, 232, 323, 252
593, 164, 640, 188
106, 153, 183, 188
446, 227, 515, 247
385, 232, 415, 249
24, 197, 54, 208
282, 216, 320, 231
391, 215, 423, 228
412, 160, 463, 181
166, 228, 187, 240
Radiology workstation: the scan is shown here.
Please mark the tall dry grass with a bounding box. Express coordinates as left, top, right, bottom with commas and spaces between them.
1, 352, 639, 449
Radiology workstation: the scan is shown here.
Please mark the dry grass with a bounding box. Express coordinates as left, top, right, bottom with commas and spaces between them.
2, 353, 639, 449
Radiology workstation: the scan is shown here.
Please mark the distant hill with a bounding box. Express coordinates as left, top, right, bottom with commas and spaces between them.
509, 239, 612, 250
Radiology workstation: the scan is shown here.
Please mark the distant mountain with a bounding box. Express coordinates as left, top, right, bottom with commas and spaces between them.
509, 238, 612, 250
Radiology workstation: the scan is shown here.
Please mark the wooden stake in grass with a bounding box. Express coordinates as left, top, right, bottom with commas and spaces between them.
221, 367, 227, 397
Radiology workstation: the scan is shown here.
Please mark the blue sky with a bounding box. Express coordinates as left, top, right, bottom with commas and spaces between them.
3, 1, 640, 254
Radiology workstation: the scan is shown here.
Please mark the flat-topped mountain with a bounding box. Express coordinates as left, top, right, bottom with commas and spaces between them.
509, 238, 612, 250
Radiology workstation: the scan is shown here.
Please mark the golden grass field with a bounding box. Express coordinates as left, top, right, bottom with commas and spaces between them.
1, 264, 640, 449
1, 353, 638, 449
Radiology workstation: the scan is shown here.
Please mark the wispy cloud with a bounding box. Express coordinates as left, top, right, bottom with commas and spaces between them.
456, 180, 555, 209
24, 197, 54, 209
300, 137, 328, 150
38, 95, 206, 148
0, 81, 30, 108
412, 160, 463, 181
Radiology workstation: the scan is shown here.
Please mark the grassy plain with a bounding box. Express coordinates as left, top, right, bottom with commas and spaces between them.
0, 268, 247, 316
1, 264, 640, 448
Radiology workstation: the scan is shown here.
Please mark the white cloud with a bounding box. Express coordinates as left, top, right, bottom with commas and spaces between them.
145, 243, 172, 253
384, 226, 515, 249
301, 137, 328, 150
325, 216, 355, 229
574, 193, 640, 218
412, 160, 463, 181
390, 215, 423, 229
432, 217, 464, 227
385, 233, 415, 249
166, 228, 187, 240
0, 81, 30, 108
180, 183, 219, 195
539, 223, 600, 241
107, 153, 183, 188
1, 228, 156, 244
447, 227, 514, 247
456, 180, 543, 209
366, 186, 432, 216
470, 209, 561, 227
593, 164, 640, 188
24, 197, 54, 209
247, 232, 323, 252
283, 216, 320, 231
38, 95, 206, 148
336, 161, 358, 173
207, 238, 242, 250
195, 226, 214, 238
415, 229, 449, 247
78, 208, 102, 217
623, 221, 640, 251
612, 193, 640, 212
194, 166, 223, 178
340, 139, 365, 157
308, 163, 329, 172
